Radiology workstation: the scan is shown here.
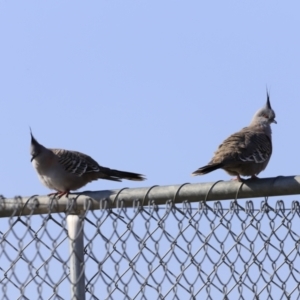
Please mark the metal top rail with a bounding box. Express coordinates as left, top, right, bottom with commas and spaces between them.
1, 175, 300, 218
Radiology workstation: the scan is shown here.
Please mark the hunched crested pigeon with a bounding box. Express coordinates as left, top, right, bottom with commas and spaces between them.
192, 92, 277, 181
30, 130, 145, 197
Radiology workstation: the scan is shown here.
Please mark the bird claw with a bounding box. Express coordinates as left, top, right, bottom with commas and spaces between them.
47, 191, 70, 199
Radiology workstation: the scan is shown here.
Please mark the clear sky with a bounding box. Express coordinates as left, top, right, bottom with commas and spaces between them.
1, 1, 300, 198
0, 1, 300, 299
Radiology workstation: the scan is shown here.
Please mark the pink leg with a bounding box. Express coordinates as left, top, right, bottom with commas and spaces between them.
231, 174, 243, 182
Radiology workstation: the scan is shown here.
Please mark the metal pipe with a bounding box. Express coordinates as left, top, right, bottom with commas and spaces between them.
1, 175, 300, 217
67, 214, 85, 300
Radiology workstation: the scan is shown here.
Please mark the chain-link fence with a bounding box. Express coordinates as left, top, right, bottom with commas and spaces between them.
1, 177, 300, 299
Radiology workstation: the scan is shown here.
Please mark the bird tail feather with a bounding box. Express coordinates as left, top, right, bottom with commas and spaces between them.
192, 163, 223, 176
99, 168, 145, 182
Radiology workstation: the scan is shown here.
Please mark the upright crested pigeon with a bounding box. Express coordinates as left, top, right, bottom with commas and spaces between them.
192, 92, 276, 181
30, 130, 145, 197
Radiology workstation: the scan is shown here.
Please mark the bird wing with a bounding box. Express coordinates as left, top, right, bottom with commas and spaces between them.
238, 131, 272, 163
52, 149, 101, 176
212, 127, 272, 165
52, 149, 144, 182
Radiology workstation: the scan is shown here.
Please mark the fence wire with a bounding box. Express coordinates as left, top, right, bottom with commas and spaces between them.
1, 193, 300, 299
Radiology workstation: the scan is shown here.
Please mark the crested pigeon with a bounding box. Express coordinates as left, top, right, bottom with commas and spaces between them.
192, 92, 276, 181
30, 130, 145, 197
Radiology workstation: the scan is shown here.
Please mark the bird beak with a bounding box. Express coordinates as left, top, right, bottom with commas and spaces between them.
273, 119, 277, 124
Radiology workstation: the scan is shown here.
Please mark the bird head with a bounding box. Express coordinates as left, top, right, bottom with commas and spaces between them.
251, 91, 277, 126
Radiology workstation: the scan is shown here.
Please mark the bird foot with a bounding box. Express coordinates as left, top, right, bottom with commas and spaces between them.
231, 175, 259, 182
48, 191, 70, 199
231, 175, 244, 182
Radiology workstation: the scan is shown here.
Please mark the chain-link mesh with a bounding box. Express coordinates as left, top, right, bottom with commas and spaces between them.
1, 194, 300, 299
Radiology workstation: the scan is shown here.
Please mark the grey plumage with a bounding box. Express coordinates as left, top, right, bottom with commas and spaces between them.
30, 130, 145, 196
192, 92, 276, 181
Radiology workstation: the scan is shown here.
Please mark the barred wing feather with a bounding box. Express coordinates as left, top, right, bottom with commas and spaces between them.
238, 133, 272, 163
213, 128, 272, 165
53, 149, 100, 176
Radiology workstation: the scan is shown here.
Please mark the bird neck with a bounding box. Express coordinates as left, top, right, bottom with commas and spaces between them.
255, 122, 272, 135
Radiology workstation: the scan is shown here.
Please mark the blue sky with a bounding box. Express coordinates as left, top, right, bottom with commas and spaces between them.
1, 1, 300, 299
1, 1, 300, 198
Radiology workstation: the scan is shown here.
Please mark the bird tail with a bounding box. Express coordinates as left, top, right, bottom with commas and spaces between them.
99, 167, 146, 182
192, 163, 223, 176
